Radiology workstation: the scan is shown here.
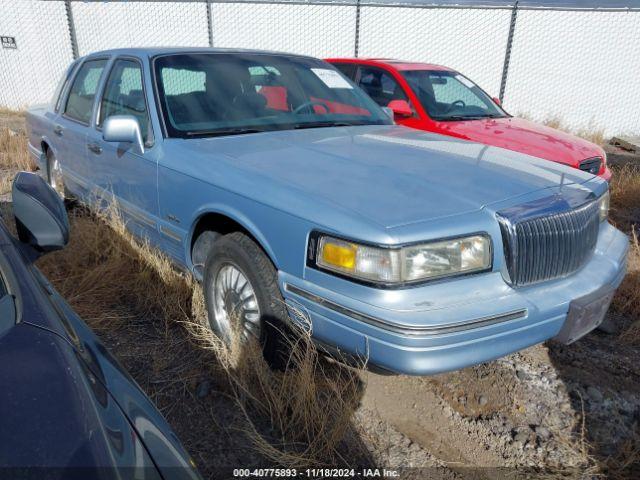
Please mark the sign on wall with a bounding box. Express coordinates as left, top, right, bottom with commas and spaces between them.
1, 36, 17, 49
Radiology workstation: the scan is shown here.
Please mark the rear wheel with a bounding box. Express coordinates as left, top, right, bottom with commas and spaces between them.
46, 149, 67, 200
203, 232, 291, 368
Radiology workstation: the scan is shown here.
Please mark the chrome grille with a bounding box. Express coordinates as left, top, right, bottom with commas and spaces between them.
497, 198, 600, 286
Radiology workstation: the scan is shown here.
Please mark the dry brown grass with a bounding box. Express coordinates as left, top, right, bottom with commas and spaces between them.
0, 112, 369, 472
30, 202, 366, 470
0, 127, 36, 194
607, 164, 640, 345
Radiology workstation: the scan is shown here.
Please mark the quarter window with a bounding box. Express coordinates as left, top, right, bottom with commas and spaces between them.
53, 61, 79, 113
64, 59, 107, 124
99, 59, 151, 142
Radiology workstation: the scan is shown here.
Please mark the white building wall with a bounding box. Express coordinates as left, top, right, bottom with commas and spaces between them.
211, 3, 358, 58
0, 1, 72, 109
358, 6, 512, 100
503, 9, 640, 135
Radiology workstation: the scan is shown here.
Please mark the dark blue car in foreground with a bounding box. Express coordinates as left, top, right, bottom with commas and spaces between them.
0, 172, 200, 479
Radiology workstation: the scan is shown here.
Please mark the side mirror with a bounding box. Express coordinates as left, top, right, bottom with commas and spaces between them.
387, 99, 413, 118
492, 97, 502, 106
103, 115, 145, 154
12, 172, 69, 255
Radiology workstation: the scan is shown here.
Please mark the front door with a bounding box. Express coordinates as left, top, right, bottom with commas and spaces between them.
87, 57, 160, 246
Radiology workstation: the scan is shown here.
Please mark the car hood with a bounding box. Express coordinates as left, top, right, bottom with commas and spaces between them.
182, 125, 596, 229
435, 116, 604, 167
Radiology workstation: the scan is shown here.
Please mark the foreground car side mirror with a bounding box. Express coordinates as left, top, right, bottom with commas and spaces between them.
103, 115, 145, 154
387, 99, 413, 118
12, 172, 69, 255
492, 96, 502, 106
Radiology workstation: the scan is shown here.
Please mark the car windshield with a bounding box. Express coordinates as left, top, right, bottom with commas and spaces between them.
154, 53, 391, 137
401, 70, 508, 121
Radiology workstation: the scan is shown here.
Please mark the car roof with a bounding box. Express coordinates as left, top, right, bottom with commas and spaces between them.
84, 47, 316, 60
327, 57, 455, 72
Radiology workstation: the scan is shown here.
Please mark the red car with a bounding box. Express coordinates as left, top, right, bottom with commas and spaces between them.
326, 58, 611, 181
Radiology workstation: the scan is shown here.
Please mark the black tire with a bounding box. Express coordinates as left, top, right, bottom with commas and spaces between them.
203, 231, 291, 369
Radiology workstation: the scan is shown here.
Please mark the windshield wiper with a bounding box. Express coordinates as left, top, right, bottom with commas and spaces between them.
184, 128, 264, 138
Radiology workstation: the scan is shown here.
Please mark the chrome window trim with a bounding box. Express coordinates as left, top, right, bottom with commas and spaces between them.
284, 283, 527, 337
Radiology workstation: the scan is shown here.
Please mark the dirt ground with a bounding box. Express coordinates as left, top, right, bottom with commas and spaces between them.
1, 114, 639, 479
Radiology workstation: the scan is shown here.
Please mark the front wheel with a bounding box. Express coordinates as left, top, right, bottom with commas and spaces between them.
203, 232, 292, 368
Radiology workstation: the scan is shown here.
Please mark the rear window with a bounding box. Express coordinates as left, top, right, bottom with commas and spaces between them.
64, 58, 108, 124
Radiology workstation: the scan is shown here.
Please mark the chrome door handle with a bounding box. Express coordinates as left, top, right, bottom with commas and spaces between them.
53, 125, 63, 137
88, 142, 102, 155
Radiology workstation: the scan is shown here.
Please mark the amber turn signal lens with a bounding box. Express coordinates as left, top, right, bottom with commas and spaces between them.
321, 240, 357, 270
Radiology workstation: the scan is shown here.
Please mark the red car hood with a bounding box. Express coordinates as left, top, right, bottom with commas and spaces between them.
435, 116, 604, 169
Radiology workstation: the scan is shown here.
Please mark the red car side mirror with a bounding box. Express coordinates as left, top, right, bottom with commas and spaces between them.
387, 99, 413, 118
492, 97, 502, 106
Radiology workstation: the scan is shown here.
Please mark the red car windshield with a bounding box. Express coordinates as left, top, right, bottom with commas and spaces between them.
402, 70, 508, 121
154, 53, 391, 138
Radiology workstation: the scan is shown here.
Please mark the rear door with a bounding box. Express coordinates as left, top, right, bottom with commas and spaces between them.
88, 56, 161, 245
55, 58, 109, 198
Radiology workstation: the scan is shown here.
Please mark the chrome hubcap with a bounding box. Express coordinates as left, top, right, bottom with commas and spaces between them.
212, 264, 261, 344
50, 157, 65, 198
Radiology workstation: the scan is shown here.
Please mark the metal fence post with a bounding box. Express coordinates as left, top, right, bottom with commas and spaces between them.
64, 0, 79, 59
499, 1, 518, 103
206, 0, 214, 47
354, 0, 361, 57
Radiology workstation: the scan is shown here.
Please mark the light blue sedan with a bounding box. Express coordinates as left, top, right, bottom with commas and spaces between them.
26, 48, 628, 375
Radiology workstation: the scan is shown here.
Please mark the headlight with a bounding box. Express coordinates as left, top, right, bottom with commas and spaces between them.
598, 190, 609, 222
313, 233, 491, 285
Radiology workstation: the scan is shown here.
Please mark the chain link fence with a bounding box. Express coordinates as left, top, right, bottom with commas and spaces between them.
1, 0, 638, 135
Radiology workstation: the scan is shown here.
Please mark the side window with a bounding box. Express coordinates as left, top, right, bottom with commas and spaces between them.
332, 63, 356, 80
64, 59, 107, 124
99, 59, 151, 142
357, 67, 409, 108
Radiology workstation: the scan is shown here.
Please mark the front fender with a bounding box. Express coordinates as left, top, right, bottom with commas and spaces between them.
186, 203, 281, 271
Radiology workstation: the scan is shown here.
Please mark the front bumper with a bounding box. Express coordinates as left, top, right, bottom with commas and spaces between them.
279, 223, 628, 376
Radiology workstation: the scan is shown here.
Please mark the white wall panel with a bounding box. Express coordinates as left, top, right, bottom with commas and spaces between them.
504, 9, 640, 135
72, 1, 209, 55
211, 3, 357, 57
0, 0, 72, 108
358, 7, 512, 97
